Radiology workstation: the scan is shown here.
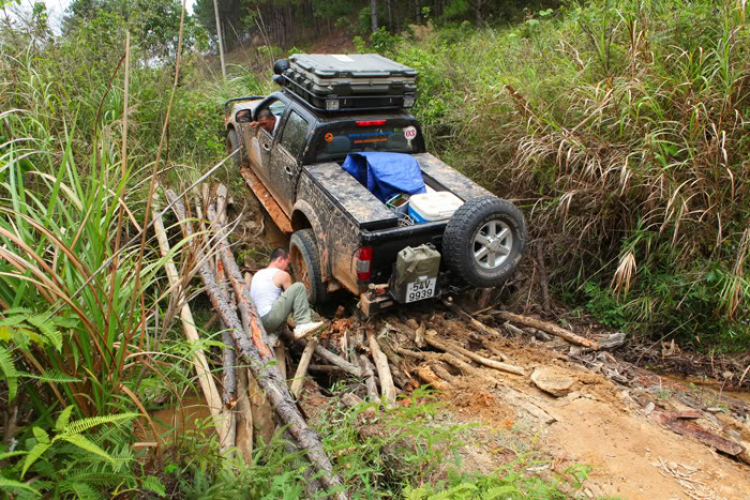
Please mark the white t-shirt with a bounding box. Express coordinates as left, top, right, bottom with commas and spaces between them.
250, 268, 282, 317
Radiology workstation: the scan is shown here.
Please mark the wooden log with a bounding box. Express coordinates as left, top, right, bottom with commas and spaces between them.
657, 412, 745, 456
275, 341, 288, 380
216, 263, 238, 407
442, 299, 502, 336
503, 321, 526, 337
416, 365, 451, 391
279, 327, 362, 378
359, 354, 379, 401
376, 337, 408, 388
204, 192, 272, 359
166, 191, 346, 498
235, 368, 254, 462
391, 321, 488, 363
424, 331, 525, 376
431, 362, 455, 383
152, 211, 234, 453
394, 347, 495, 383
368, 329, 396, 406
291, 338, 317, 399
308, 364, 346, 375
470, 333, 510, 362
496, 311, 600, 350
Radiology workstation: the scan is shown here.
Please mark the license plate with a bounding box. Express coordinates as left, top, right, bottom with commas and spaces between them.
405, 278, 437, 303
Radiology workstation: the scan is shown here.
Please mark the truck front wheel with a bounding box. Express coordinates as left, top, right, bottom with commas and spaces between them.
443, 197, 526, 289
289, 229, 328, 305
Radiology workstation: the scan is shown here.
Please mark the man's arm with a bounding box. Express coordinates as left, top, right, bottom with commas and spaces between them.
273, 271, 293, 291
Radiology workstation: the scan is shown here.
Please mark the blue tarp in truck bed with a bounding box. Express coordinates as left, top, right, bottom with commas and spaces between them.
342, 152, 426, 204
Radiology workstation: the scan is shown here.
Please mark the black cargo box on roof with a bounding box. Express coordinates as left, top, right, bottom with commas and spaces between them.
277, 53, 418, 112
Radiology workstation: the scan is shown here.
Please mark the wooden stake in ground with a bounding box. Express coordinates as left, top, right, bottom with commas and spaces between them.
152, 211, 235, 453
359, 354, 379, 401
368, 329, 396, 406
166, 191, 346, 498
291, 338, 317, 399
496, 311, 600, 350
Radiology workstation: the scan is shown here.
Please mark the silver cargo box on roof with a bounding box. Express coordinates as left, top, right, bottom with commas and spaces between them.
290, 53, 418, 79
279, 54, 418, 111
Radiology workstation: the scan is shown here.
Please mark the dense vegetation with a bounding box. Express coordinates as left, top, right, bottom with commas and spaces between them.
386, 0, 749, 351
0, 0, 747, 497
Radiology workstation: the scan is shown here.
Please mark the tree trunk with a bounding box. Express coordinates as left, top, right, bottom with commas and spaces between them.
371, 0, 378, 32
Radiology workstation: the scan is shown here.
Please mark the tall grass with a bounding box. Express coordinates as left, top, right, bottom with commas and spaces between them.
395, 0, 750, 350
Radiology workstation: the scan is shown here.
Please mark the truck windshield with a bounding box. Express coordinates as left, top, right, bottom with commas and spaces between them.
313, 122, 419, 162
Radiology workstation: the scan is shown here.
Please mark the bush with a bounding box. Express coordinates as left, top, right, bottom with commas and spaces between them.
392, 0, 750, 350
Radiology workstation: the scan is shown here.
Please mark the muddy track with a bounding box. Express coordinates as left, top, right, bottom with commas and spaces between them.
231, 185, 750, 499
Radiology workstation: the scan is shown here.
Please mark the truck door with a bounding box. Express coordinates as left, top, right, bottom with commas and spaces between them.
271, 109, 311, 216
248, 99, 287, 191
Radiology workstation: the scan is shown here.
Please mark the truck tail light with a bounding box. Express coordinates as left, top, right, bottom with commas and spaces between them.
356, 246, 374, 281
356, 120, 386, 127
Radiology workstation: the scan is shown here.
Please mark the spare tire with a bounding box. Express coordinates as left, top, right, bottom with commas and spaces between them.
443, 196, 526, 288
289, 229, 329, 305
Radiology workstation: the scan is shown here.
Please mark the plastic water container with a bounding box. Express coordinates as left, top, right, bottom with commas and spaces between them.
408, 192, 464, 223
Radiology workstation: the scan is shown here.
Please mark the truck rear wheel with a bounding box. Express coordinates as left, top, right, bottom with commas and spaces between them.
443, 196, 526, 289
226, 128, 242, 170
289, 229, 328, 305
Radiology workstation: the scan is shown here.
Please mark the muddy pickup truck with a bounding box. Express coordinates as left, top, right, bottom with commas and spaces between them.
224, 55, 526, 315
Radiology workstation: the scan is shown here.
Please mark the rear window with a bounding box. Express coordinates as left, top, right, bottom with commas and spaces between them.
313, 122, 420, 162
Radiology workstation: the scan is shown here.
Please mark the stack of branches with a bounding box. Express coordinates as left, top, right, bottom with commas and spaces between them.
154, 183, 346, 499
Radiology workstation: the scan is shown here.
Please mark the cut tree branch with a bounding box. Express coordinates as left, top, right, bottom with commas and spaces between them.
166, 190, 346, 497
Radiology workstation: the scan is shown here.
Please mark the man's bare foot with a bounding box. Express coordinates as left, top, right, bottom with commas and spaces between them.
293, 320, 325, 340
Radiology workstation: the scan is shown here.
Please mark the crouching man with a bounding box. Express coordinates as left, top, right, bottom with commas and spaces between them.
250, 248, 325, 339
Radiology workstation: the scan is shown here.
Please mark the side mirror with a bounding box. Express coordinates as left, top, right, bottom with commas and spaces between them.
235, 109, 252, 123
273, 59, 290, 75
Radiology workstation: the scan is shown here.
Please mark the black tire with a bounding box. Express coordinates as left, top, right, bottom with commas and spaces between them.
226, 128, 242, 170
443, 196, 526, 288
289, 229, 328, 305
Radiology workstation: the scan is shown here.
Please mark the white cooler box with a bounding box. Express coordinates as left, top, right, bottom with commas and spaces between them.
408, 192, 464, 223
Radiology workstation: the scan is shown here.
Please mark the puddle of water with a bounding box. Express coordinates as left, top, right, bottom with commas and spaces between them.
135, 396, 215, 445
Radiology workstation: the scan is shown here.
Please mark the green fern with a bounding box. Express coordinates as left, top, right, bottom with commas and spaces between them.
0, 344, 18, 401
60, 434, 114, 464
484, 485, 523, 499
61, 413, 139, 436
18, 368, 80, 383
63, 481, 103, 500
0, 477, 40, 496
141, 476, 167, 497
55, 405, 75, 431
21, 442, 52, 478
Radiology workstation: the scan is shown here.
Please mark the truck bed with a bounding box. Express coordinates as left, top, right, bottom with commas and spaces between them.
303, 162, 400, 230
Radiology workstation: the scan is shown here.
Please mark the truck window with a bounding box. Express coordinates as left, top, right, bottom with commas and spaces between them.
280, 111, 309, 157
313, 122, 419, 162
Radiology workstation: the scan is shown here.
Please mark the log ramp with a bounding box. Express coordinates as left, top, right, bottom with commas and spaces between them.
154, 183, 748, 498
